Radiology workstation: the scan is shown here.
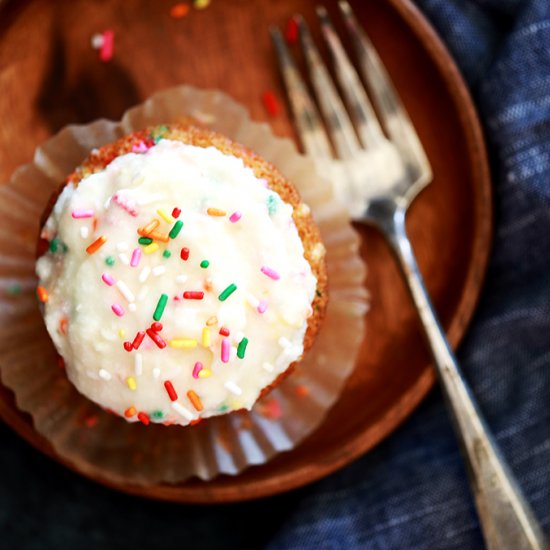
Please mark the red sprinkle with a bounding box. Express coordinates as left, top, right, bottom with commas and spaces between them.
151, 322, 163, 332
164, 380, 178, 401
219, 327, 230, 337
132, 331, 146, 350
285, 16, 299, 44
99, 29, 114, 62
183, 291, 204, 300
180, 247, 190, 261
262, 90, 280, 117
172, 207, 181, 218
137, 412, 150, 425
146, 328, 166, 349
123, 341, 133, 352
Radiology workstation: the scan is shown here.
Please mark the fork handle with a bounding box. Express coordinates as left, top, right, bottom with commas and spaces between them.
378, 202, 549, 550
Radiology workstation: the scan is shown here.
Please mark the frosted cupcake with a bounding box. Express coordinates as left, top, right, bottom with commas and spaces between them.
36, 123, 328, 427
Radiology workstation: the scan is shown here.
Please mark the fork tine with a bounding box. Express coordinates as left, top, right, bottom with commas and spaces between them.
338, 0, 432, 182
316, 6, 385, 150
297, 15, 362, 159
270, 26, 333, 160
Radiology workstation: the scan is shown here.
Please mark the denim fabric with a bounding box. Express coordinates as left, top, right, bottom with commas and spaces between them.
1, 1, 549, 549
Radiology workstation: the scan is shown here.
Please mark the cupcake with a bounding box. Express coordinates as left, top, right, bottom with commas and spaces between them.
36, 123, 328, 427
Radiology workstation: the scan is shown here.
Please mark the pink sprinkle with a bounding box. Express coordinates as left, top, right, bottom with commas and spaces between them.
111, 304, 125, 317
229, 211, 242, 223
192, 362, 203, 379
113, 193, 139, 217
257, 300, 268, 314
99, 29, 114, 62
261, 266, 280, 280
102, 273, 115, 286
131, 141, 149, 153
72, 209, 94, 219
130, 248, 141, 267
221, 338, 230, 363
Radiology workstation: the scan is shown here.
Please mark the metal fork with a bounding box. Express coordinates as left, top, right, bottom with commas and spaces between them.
271, 3, 549, 549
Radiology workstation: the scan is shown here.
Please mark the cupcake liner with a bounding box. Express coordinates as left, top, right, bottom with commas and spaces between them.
0, 85, 367, 484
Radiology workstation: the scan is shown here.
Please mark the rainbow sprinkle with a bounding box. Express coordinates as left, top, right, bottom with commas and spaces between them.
237, 337, 248, 359
169, 220, 183, 239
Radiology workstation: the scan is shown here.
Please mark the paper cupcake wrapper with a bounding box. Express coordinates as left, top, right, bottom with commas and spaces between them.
0, 85, 367, 484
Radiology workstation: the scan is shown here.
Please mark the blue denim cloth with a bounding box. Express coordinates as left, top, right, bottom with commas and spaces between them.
1, 1, 549, 549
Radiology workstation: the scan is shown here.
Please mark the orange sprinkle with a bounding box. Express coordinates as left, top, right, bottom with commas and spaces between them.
295, 384, 310, 397
124, 406, 136, 418
92, 217, 98, 232
37, 286, 49, 303
59, 318, 68, 335
138, 219, 160, 236
207, 207, 226, 217
203, 278, 213, 292
149, 230, 170, 243
187, 390, 203, 411
206, 316, 218, 326
86, 235, 107, 254
170, 3, 190, 18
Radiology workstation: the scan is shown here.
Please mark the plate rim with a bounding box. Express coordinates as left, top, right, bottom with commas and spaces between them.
0, 0, 492, 503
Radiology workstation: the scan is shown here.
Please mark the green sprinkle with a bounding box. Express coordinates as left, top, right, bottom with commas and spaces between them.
200, 260, 209, 268
153, 293, 168, 321
218, 283, 237, 301
138, 237, 153, 245
151, 410, 165, 420
49, 238, 59, 253
151, 125, 168, 144
163, 250, 172, 259
217, 404, 230, 413
316, 290, 322, 297
105, 256, 115, 266
6, 283, 22, 296
237, 337, 248, 359
169, 220, 183, 239
267, 194, 279, 215
61, 242, 69, 253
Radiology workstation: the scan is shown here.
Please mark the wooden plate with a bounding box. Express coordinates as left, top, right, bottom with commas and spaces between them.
0, 0, 491, 502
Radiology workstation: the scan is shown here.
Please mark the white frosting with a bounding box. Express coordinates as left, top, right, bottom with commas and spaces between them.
36, 139, 317, 426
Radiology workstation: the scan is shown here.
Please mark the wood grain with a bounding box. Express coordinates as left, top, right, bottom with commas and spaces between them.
0, 0, 492, 502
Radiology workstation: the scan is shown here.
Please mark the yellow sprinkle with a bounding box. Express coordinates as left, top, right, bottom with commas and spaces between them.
231, 400, 243, 411
202, 328, 211, 347
126, 377, 137, 391
169, 338, 198, 349
198, 369, 212, 379
194, 0, 211, 9
144, 242, 159, 254
118, 329, 125, 339
207, 207, 226, 217
157, 209, 175, 224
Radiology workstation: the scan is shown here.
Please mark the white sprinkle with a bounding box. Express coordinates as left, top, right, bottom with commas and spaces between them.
172, 401, 194, 420
75, 304, 83, 312
134, 353, 143, 376
262, 362, 274, 372
279, 336, 292, 348
118, 253, 130, 265
139, 266, 151, 283
175, 274, 188, 284
152, 367, 160, 379
224, 380, 242, 396
137, 192, 164, 205
128, 303, 137, 312
90, 33, 104, 49
138, 286, 149, 301
79, 226, 89, 239
245, 292, 259, 308
116, 242, 128, 252
116, 280, 135, 302
152, 265, 166, 277
98, 369, 112, 381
